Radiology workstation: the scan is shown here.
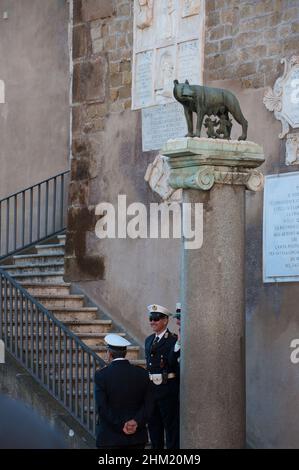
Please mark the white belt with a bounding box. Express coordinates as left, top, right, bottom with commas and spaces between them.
149, 373, 176, 385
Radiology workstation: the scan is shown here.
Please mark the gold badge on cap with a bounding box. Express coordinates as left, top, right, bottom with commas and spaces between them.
152, 305, 157, 311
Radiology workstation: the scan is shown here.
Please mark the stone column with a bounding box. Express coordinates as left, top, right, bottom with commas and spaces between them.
162, 137, 264, 449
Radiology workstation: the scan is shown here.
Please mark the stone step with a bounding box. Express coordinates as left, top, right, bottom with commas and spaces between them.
64, 320, 112, 334
12, 273, 65, 283
4, 262, 64, 275
36, 244, 65, 255
77, 332, 126, 347
1, 306, 99, 321
13, 253, 64, 266
57, 234, 66, 245
6, 319, 112, 335
35, 295, 84, 308
24, 344, 139, 361
22, 306, 99, 321
18, 283, 71, 296
51, 307, 99, 321
93, 345, 140, 361
35, 364, 95, 379
1, 294, 85, 309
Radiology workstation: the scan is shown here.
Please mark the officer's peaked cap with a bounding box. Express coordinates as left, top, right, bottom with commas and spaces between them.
147, 304, 171, 316
104, 333, 131, 351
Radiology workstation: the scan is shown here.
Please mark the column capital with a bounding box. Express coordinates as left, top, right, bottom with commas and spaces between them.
161, 137, 265, 192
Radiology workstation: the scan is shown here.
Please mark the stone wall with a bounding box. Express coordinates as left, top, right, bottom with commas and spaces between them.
66, 0, 180, 341
205, 0, 299, 88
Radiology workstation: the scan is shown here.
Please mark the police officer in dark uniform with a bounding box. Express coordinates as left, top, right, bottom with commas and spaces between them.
145, 304, 180, 449
94, 333, 153, 449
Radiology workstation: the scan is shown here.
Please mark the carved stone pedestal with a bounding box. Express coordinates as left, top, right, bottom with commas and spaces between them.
162, 137, 264, 449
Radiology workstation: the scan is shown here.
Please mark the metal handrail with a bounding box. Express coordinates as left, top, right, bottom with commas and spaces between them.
0, 170, 70, 260
0, 268, 105, 436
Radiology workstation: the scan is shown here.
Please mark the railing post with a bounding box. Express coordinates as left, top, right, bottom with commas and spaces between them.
35, 307, 39, 380
37, 184, 41, 241
13, 194, 17, 252
63, 331, 67, 406
69, 337, 73, 413
0, 273, 2, 341
41, 310, 44, 383
45, 180, 49, 237
52, 323, 56, 395
60, 173, 64, 229
0, 201, 2, 255
21, 191, 25, 247
19, 289, 23, 362
29, 187, 33, 244
30, 301, 34, 374
6, 199, 9, 255
53, 176, 57, 234
25, 297, 29, 368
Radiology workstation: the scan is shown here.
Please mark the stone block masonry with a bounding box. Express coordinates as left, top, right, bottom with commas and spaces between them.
67, 0, 133, 281
205, 0, 299, 89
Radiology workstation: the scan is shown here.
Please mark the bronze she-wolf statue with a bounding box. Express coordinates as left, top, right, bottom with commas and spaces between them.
173, 79, 248, 141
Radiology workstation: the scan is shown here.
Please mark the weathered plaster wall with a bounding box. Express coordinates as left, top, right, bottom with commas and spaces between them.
0, 0, 70, 198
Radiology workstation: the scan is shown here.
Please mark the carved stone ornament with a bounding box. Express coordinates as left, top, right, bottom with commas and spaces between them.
286, 133, 299, 166
144, 154, 182, 202
182, 0, 201, 18
162, 137, 265, 192
263, 56, 299, 138
136, 0, 154, 30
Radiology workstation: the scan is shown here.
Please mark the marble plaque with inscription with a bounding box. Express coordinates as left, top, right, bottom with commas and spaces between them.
134, 50, 154, 109
142, 102, 187, 151
263, 172, 299, 282
177, 40, 200, 83
132, 0, 204, 110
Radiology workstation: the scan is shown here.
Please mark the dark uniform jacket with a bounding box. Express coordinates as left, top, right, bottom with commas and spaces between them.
94, 359, 153, 448
145, 330, 180, 399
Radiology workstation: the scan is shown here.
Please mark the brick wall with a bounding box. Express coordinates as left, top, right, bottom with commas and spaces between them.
204, 0, 299, 88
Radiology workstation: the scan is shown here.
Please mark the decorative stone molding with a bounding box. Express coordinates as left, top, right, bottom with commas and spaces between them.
162, 137, 265, 192
136, 0, 154, 30
263, 56, 299, 138
286, 133, 299, 166
144, 154, 182, 202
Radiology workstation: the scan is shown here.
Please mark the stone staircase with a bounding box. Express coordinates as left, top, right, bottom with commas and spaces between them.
0, 234, 145, 365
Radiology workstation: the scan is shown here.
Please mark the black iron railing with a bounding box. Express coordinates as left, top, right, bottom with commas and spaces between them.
0, 268, 104, 436
0, 171, 70, 260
